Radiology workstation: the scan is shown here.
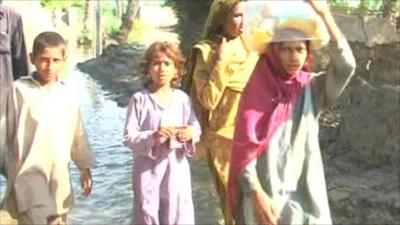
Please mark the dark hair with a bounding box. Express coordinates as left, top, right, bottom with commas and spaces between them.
32, 31, 66, 56
139, 41, 185, 88
204, 0, 245, 41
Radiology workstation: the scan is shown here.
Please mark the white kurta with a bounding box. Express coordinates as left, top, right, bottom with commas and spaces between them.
3, 75, 94, 218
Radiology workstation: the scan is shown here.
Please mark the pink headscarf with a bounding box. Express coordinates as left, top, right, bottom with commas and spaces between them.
227, 42, 313, 212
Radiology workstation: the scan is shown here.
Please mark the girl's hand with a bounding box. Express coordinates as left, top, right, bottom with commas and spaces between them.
153, 127, 175, 146
216, 37, 230, 63
252, 190, 279, 225
176, 126, 193, 143
80, 168, 93, 198
306, 0, 342, 43
305, 0, 330, 16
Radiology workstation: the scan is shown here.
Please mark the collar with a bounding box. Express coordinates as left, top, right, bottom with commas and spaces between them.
277, 71, 309, 86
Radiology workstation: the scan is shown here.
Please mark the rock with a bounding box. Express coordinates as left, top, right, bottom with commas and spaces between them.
333, 13, 399, 47
334, 13, 367, 44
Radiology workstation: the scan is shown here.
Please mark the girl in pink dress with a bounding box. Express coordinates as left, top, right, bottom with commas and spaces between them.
123, 41, 201, 225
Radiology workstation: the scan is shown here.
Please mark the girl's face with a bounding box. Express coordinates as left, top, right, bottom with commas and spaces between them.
147, 52, 177, 88
223, 1, 246, 39
278, 41, 308, 77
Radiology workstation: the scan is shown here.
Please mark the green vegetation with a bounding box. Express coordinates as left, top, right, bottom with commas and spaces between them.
328, 0, 400, 16
39, 0, 398, 47
126, 19, 152, 43
40, 0, 84, 11
77, 27, 92, 46
102, 2, 121, 39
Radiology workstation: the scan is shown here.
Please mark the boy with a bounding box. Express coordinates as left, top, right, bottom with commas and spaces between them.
2, 31, 94, 225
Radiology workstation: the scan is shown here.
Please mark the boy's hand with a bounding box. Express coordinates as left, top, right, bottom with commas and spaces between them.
80, 168, 92, 198
153, 127, 175, 146
176, 126, 193, 143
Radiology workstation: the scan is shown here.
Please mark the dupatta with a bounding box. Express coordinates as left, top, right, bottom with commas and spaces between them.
227, 42, 312, 212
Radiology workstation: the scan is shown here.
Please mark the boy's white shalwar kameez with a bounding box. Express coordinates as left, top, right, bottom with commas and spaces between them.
3, 74, 94, 221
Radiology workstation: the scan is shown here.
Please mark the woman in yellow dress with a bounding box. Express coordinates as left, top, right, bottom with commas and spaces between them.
187, 0, 259, 224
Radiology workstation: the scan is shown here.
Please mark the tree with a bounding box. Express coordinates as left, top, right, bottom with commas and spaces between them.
77, 0, 92, 46
115, 0, 140, 45
382, 0, 398, 23
115, 0, 123, 20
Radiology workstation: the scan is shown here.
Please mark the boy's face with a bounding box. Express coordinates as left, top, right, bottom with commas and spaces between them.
30, 46, 66, 85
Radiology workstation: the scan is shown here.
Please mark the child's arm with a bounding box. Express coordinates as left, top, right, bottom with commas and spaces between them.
72, 110, 95, 168
123, 96, 173, 159
192, 44, 230, 111
72, 110, 95, 197
308, 0, 356, 111
176, 95, 202, 156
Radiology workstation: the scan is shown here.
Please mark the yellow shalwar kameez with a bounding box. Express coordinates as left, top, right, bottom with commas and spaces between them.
190, 35, 258, 224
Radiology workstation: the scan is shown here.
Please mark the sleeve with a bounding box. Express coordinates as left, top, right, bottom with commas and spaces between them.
311, 38, 356, 112
122, 96, 160, 159
239, 160, 263, 194
183, 96, 202, 157
238, 160, 268, 224
1, 85, 15, 176
71, 110, 95, 171
2, 82, 23, 177
191, 48, 230, 111
11, 12, 29, 80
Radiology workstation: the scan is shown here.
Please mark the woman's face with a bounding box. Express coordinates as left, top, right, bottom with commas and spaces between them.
278, 41, 308, 76
223, 1, 246, 39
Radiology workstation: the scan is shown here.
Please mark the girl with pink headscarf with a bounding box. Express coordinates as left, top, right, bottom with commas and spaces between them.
227, 1, 356, 224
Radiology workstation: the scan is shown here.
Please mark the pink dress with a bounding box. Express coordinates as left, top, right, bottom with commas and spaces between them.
123, 89, 201, 225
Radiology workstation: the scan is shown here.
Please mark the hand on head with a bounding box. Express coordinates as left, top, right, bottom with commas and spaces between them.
305, 0, 330, 16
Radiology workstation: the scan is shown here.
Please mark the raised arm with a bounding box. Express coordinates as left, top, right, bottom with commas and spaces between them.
191, 40, 231, 111
307, 0, 356, 111
307, 0, 343, 45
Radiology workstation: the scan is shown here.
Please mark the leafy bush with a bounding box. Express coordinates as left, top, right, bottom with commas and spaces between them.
127, 19, 152, 43
328, 0, 400, 16
40, 0, 83, 11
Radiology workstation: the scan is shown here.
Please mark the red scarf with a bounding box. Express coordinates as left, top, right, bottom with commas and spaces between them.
227, 43, 312, 212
